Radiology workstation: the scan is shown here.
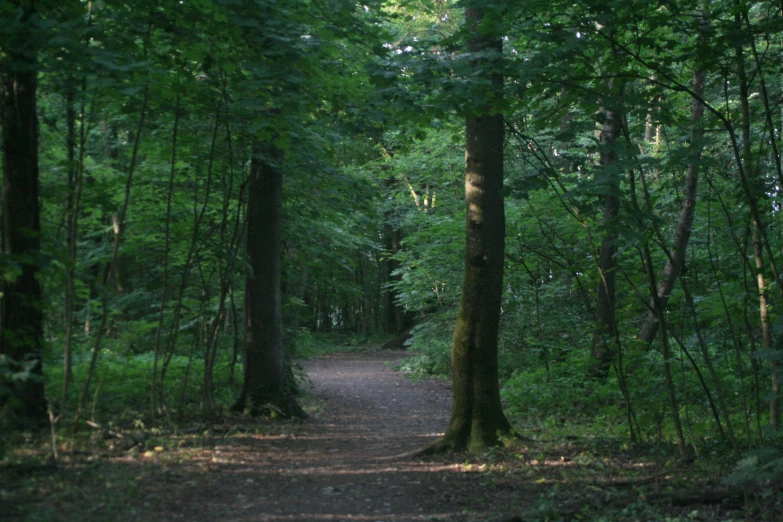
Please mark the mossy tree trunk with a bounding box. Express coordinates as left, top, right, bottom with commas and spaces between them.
0, 0, 47, 425
233, 141, 303, 418
428, 5, 511, 454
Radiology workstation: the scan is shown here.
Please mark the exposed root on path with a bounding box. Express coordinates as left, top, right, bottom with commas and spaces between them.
382, 428, 537, 460
378, 421, 481, 460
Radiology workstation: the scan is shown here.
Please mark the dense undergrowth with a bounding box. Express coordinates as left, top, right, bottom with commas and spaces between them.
40, 331, 386, 422
399, 321, 783, 500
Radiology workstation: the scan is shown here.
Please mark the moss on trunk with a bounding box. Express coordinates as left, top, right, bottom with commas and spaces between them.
426, 5, 511, 454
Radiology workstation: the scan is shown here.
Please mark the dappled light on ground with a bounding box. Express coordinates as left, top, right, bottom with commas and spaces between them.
4, 350, 762, 521
158, 351, 490, 521
58, 350, 524, 522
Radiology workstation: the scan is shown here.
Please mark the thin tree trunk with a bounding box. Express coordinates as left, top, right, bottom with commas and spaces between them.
680, 276, 736, 448
754, 224, 776, 425
158, 105, 220, 410
586, 88, 623, 382
228, 281, 241, 386
61, 0, 95, 412
637, 40, 707, 345
202, 124, 245, 413
151, 96, 180, 418
61, 83, 77, 411
78, 86, 149, 413
706, 180, 757, 440
742, 9, 783, 196
732, 10, 779, 427
741, 256, 763, 441
382, 180, 415, 336
635, 188, 689, 459
78, 15, 153, 412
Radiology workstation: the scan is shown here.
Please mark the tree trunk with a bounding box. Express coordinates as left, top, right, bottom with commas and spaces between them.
636, 28, 707, 347
151, 96, 180, 418
731, 6, 779, 427
384, 223, 413, 334
61, 82, 77, 411
427, 6, 510, 453
384, 224, 399, 333
78, 84, 149, 413
157, 103, 216, 411
586, 97, 623, 382
233, 141, 302, 418
0, 0, 46, 424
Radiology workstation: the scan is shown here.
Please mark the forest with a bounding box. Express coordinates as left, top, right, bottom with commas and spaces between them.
1, 0, 783, 520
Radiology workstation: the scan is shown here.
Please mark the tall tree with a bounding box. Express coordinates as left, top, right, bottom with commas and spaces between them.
586, 86, 624, 382
426, 5, 511, 453
233, 142, 302, 417
635, 12, 708, 350
0, 0, 46, 424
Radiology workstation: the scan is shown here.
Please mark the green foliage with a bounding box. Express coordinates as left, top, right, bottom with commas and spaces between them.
47, 350, 240, 420
2, 0, 782, 501
725, 445, 783, 486
373, 1, 783, 482
293, 330, 385, 358
396, 316, 454, 378
0, 354, 45, 459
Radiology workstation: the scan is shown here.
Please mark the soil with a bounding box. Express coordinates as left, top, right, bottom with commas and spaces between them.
2, 349, 772, 521
150, 350, 520, 521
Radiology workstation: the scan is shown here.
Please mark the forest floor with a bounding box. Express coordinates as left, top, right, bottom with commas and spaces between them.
1, 348, 776, 521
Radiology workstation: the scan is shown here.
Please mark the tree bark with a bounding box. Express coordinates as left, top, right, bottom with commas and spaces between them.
731, 5, 779, 427
427, 6, 510, 453
0, 0, 46, 424
636, 31, 707, 347
383, 210, 414, 335
156, 102, 216, 411
586, 96, 623, 382
61, 82, 77, 411
233, 141, 302, 418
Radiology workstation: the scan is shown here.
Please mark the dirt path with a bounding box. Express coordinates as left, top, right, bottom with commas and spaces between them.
7, 350, 749, 521
160, 350, 520, 522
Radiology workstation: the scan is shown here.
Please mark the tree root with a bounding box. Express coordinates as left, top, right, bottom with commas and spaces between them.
231, 393, 306, 419
381, 427, 523, 460
379, 433, 464, 460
